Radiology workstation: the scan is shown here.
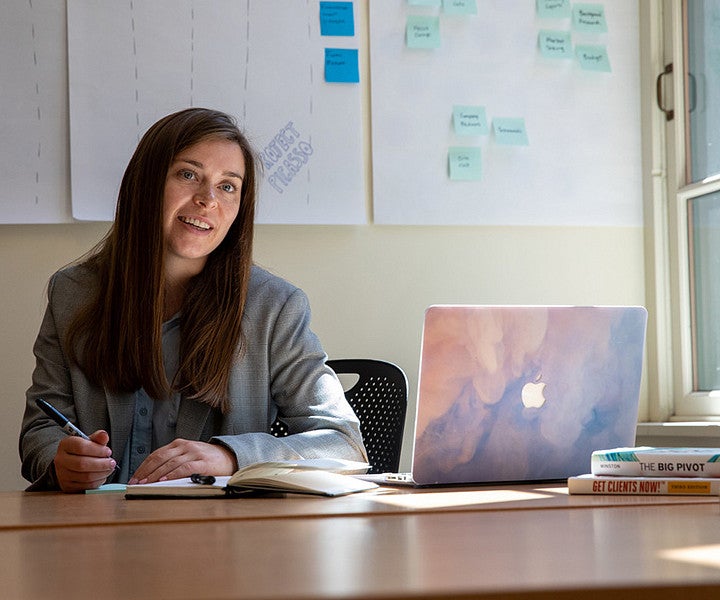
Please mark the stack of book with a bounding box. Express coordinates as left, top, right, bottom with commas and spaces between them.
568, 447, 720, 496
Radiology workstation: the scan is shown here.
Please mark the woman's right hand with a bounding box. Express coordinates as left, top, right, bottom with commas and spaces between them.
53, 430, 117, 493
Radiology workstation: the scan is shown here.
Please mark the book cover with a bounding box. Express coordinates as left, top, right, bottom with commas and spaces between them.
125, 458, 377, 498
591, 446, 720, 477
568, 473, 720, 495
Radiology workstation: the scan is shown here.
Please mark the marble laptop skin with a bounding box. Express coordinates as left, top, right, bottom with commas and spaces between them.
410, 305, 647, 486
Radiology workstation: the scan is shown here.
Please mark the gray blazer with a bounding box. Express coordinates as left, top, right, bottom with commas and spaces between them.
20, 264, 366, 490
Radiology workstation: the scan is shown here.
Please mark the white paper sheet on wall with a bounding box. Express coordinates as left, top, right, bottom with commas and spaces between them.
66, 0, 365, 224
369, 0, 642, 226
0, 0, 73, 224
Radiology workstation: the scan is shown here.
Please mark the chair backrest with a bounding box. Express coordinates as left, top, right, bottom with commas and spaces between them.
270, 359, 408, 474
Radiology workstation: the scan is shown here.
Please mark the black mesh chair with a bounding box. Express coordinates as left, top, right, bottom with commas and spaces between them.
271, 359, 408, 474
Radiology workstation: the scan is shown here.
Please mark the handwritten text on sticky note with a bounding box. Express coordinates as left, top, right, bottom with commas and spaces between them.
576, 44, 611, 72
319, 2, 355, 37
324, 48, 360, 83
538, 30, 572, 59
449, 147, 482, 180
493, 118, 529, 146
406, 16, 441, 49
572, 3, 608, 33
453, 105, 488, 135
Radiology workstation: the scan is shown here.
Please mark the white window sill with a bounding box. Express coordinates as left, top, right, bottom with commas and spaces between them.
636, 422, 720, 447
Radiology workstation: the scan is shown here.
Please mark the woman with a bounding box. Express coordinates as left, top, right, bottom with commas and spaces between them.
19, 108, 366, 492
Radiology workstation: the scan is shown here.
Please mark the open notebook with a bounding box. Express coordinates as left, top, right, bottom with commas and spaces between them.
363, 305, 647, 487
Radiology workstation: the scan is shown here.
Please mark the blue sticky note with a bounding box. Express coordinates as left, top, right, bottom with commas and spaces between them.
453, 105, 488, 136
324, 48, 360, 83
448, 147, 482, 181
536, 0, 571, 19
493, 118, 529, 146
320, 2, 355, 37
538, 30, 573, 59
576, 44, 611, 72
442, 0, 477, 15
572, 3, 608, 33
406, 15, 441, 49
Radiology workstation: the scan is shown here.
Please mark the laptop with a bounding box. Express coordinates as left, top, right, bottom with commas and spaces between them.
369, 305, 647, 486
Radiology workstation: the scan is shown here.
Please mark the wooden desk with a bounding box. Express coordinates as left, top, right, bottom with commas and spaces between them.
1, 483, 716, 530
2, 486, 720, 599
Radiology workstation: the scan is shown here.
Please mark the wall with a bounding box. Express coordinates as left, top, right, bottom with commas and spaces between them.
0, 2, 646, 490
1, 223, 645, 491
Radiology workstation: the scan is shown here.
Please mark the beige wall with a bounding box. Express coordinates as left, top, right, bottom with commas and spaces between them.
2, 223, 645, 490
1, 2, 647, 490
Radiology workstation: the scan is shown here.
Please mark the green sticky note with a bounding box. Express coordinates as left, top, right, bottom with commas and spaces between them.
576, 44, 611, 72
572, 3, 608, 33
536, 0, 571, 19
408, 0, 441, 6
453, 105, 488, 136
442, 0, 477, 15
448, 147, 482, 181
493, 118, 529, 146
85, 483, 127, 494
538, 30, 572, 59
406, 15, 441, 49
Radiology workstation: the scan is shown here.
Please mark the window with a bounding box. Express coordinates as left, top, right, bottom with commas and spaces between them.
648, 0, 720, 419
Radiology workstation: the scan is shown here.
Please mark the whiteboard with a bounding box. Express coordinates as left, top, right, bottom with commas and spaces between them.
369, 0, 642, 226
0, 0, 73, 224
67, 0, 365, 224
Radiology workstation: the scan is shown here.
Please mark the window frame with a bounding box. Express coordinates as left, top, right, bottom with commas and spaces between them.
645, 0, 720, 421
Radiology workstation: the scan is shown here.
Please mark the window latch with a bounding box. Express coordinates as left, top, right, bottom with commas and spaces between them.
656, 63, 674, 121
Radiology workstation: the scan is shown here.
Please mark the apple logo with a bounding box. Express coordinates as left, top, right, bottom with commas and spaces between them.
521, 378, 547, 409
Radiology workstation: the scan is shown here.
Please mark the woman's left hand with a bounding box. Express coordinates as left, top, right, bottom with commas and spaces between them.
128, 439, 238, 484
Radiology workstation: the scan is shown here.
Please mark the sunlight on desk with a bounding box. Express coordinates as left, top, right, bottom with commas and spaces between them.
659, 544, 720, 570
367, 488, 552, 510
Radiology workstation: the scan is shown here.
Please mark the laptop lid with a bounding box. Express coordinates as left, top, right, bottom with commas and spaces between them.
410, 305, 647, 485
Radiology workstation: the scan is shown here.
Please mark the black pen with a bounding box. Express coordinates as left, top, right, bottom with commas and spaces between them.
36, 398, 91, 440
36, 398, 119, 471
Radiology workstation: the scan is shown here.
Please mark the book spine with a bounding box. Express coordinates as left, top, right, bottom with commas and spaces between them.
591, 451, 720, 477
568, 476, 720, 495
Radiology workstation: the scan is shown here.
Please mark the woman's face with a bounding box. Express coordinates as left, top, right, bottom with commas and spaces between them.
162, 137, 245, 280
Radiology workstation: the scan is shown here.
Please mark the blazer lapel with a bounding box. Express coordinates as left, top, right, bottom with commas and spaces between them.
176, 396, 213, 441
105, 390, 136, 462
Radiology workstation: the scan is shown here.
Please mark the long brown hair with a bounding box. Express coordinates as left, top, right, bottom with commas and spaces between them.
66, 108, 257, 412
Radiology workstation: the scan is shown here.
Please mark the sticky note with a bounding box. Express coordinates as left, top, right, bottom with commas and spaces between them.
406, 15, 441, 49
536, 0, 571, 19
493, 118, 529, 146
442, 0, 477, 15
576, 44, 611, 72
572, 3, 608, 33
453, 105, 488, 136
408, 0, 441, 6
448, 147, 482, 181
85, 484, 127, 494
324, 48, 360, 83
319, 2, 355, 37
538, 30, 572, 59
